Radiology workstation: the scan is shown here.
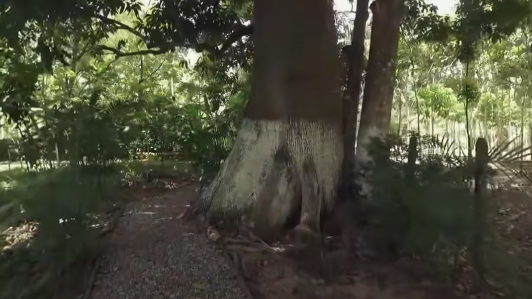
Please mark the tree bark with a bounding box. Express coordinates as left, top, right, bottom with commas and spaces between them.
355, 0, 404, 195
339, 0, 370, 201
201, 0, 342, 240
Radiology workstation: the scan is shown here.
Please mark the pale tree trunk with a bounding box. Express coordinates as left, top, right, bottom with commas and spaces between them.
201, 0, 343, 240
354, 0, 403, 196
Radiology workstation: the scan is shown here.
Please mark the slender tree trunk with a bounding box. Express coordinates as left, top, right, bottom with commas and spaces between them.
483, 121, 489, 145
201, 0, 343, 240
339, 0, 370, 201
398, 79, 408, 136
355, 0, 403, 196
397, 97, 403, 136
529, 123, 532, 160
7, 144, 11, 171
54, 133, 60, 167
430, 113, 434, 136
472, 137, 488, 278
170, 77, 175, 97
520, 97, 526, 170
406, 92, 411, 132
465, 62, 472, 158
410, 60, 421, 136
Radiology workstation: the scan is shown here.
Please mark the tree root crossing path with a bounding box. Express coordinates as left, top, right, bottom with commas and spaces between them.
87, 178, 462, 299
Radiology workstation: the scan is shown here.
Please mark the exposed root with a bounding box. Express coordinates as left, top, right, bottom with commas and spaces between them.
289, 224, 322, 246
177, 204, 198, 221
221, 249, 256, 299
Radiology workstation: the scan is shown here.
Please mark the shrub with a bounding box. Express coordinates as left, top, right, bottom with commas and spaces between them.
366, 134, 478, 264
0, 166, 121, 299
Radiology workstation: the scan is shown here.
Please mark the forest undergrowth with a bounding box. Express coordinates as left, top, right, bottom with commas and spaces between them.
3, 0, 532, 298
364, 135, 532, 299
0, 159, 189, 299
187, 134, 532, 299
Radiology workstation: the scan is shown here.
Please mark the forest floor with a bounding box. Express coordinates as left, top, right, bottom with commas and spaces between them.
3, 164, 532, 299
483, 173, 532, 298
81, 175, 466, 299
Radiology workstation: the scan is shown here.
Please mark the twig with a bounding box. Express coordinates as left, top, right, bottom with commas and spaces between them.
225, 244, 268, 254
225, 237, 277, 254
238, 225, 276, 251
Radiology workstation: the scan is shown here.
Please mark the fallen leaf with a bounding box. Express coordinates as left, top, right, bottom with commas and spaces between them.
192, 282, 206, 290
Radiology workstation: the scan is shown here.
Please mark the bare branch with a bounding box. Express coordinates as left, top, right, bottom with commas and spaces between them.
97, 45, 168, 57
218, 24, 254, 53
93, 15, 146, 42
93, 16, 254, 58
190, 24, 254, 56
139, 58, 168, 84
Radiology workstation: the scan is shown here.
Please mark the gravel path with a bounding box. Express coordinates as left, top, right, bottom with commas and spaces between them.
90, 183, 247, 299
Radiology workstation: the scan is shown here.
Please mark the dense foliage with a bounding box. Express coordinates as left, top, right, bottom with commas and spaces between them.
1, 0, 532, 298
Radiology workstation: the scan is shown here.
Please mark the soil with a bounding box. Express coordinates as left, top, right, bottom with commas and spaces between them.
166, 179, 464, 299
58, 170, 532, 299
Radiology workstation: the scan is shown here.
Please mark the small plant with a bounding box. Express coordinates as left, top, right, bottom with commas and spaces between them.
363, 132, 532, 297
368, 134, 476, 263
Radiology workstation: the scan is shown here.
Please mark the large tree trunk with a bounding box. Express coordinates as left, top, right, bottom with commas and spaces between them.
201, 0, 343, 240
339, 0, 370, 201
355, 0, 403, 195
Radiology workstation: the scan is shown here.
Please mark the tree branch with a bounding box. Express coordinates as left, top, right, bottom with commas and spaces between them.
139, 58, 168, 84
189, 23, 254, 56
97, 45, 167, 58
93, 15, 147, 42
94, 16, 254, 58
218, 23, 254, 53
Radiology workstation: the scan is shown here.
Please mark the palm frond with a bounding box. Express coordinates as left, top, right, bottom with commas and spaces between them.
489, 136, 522, 161
485, 136, 532, 189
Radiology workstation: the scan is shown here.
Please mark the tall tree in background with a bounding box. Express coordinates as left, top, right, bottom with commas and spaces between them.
355, 0, 404, 195
339, 0, 370, 202
200, 0, 343, 239
5, 0, 531, 242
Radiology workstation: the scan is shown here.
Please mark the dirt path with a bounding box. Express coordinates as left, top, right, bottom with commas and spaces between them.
86, 179, 463, 299
89, 182, 247, 299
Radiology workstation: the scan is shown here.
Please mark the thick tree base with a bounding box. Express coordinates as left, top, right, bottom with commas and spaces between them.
200, 118, 343, 240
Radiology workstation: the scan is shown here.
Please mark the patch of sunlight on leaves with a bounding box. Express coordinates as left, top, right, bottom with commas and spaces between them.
0, 181, 12, 189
